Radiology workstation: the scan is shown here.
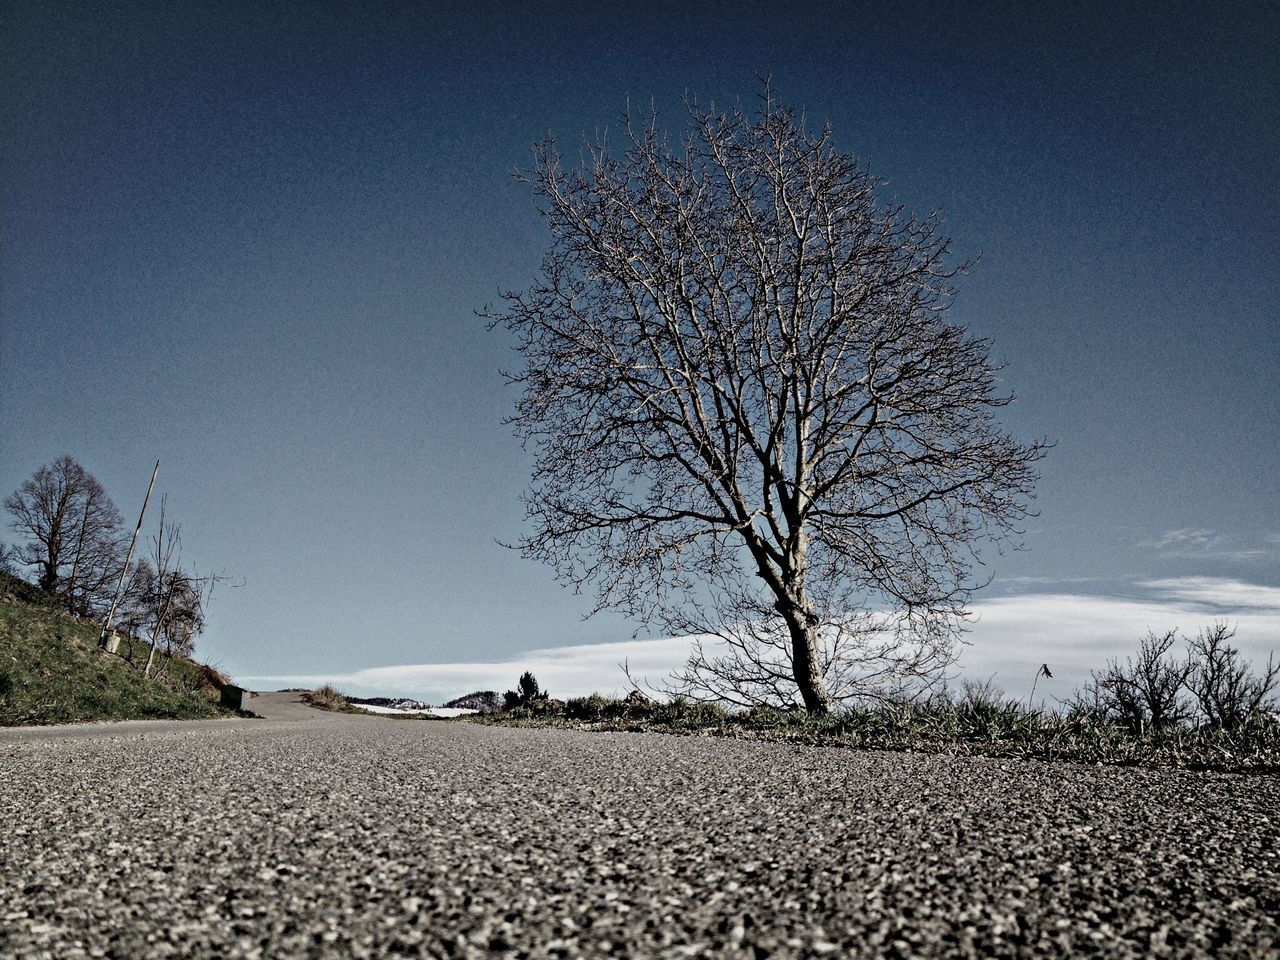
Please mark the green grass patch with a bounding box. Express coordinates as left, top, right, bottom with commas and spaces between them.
0, 572, 231, 725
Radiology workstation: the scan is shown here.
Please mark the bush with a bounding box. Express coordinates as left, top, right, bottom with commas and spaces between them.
180, 663, 230, 694
503, 671, 547, 710
304, 684, 351, 711
1070, 623, 1279, 734
565, 693, 613, 721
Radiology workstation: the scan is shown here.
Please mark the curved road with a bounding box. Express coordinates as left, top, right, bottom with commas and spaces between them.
1, 692, 1277, 958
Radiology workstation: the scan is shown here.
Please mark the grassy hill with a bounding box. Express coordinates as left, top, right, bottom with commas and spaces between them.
0, 571, 232, 725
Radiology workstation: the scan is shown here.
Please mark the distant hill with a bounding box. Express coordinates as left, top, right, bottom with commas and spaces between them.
0, 571, 232, 725
445, 690, 502, 712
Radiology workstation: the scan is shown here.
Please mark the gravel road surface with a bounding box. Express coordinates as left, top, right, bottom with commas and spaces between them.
2, 692, 1277, 959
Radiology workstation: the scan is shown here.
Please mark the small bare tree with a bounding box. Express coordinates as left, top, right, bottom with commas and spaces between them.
1077, 630, 1192, 734
141, 499, 182, 677
134, 498, 220, 677
489, 88, 1045, 713
1186, 622, 1279, 731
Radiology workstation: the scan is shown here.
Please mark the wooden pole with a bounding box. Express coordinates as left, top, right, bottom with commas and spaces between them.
98, 459, 159, 649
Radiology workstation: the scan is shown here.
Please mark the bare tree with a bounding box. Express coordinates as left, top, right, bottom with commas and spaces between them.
0, 542, 17, 576
4, 455, 125, 613
1186, 622, 1279, 731
1076, 630, 1192, 734
155, 572, 206, 660
115, 558, 158, 659
141, 498, 182, 677
488, 89, 1046, 713
125, 498, 219, 677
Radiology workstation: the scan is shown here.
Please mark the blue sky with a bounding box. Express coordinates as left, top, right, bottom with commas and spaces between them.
2, 1, 1277, 703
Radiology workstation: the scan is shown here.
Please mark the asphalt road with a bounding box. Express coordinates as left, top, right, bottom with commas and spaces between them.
2, 693, 1277, 959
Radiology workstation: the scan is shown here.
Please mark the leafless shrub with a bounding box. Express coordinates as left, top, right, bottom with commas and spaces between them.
125, 497, 225, 677
1076, 630, 1192, 734
1186, 622, 1279, 731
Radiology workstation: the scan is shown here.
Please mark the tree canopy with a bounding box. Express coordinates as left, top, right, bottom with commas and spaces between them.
489, 91, 1046, 711
3, 454, 124, 615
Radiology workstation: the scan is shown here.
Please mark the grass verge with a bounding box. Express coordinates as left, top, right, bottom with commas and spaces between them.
0, 572, 231, 725
470, 692, 1280, 774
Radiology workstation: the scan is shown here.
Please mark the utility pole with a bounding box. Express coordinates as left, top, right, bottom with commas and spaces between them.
98, 459, 159, 649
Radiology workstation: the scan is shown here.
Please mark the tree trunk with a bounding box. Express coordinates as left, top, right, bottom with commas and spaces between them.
783, 606, 833, 714
39, 544, 59, 595
40, 498, 71, 595
781, 499, 831, 713
144, 575, 175, 679
66, 496, 93, 615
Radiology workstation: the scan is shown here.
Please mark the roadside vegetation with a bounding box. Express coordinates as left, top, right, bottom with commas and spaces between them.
300, 686, 463, 721
3, 455, 229, 678
474, 629, 1280, 775
0, 571, 231, 725
0, 455, 239, 726
301, 684, 369, 714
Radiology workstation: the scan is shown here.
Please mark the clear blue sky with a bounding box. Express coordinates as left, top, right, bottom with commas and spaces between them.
3, 1, 1277, 700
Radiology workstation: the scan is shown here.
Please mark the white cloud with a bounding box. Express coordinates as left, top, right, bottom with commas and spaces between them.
1149, 528, 1276, 563
240, 577, 1280, 708
1154, 527, 1217, 549
1141, 577, 1280, 611
954, 583, 1279, 706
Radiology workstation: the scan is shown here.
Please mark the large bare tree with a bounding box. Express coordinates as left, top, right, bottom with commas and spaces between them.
4, 455, 125, 613
489, 91, 1046, 713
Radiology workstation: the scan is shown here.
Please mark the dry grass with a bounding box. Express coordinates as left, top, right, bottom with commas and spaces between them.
301, 684, 366, 713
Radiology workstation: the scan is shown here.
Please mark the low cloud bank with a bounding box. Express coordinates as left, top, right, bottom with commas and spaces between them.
956, 579, 1280, 705
240, 576, 1280, 707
